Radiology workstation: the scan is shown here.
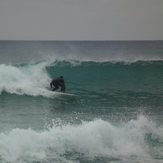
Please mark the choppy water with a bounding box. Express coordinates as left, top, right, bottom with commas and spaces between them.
0, 41, 163, 163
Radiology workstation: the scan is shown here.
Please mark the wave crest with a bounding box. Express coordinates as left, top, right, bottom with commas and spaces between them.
0, 116, 163, 162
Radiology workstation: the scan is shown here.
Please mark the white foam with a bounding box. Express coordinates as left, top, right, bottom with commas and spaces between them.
0, 116, 162, 162
0, 62, 53, 97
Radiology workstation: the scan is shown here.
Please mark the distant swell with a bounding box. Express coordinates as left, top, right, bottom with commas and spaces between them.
1, 41, 163, 64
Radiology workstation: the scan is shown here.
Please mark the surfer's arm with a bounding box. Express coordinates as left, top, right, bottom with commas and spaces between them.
63, 81, 65, 87
58, 79, 65, 87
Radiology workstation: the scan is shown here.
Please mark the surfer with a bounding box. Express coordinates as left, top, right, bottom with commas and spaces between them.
50, 76, 66, 92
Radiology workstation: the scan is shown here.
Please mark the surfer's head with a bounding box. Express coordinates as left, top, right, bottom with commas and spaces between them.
60, 76, 64, 79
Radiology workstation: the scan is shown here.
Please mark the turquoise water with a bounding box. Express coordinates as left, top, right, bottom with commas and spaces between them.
0, 41, 163, 163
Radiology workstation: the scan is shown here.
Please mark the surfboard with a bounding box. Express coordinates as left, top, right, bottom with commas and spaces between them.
52, 92, 78, 98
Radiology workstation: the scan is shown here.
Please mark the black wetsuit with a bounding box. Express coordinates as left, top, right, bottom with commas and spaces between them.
50, 77, 66, 92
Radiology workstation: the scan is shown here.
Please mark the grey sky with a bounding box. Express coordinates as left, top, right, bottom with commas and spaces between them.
0, 0, 163, 40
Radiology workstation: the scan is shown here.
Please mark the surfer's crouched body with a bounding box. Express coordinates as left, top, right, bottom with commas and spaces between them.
50, 76, 66, 92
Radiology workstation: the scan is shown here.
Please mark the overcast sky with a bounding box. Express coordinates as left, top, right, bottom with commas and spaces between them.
0, 0, 163, 40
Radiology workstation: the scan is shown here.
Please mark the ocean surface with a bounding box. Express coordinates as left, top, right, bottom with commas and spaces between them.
0, 41, 163, 163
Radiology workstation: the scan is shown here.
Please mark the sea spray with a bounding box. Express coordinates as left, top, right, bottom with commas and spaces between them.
0, 62, 52, 97
0, 116, 162, 162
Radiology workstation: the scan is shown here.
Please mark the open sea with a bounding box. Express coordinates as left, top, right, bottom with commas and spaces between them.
0, 40, 163, 163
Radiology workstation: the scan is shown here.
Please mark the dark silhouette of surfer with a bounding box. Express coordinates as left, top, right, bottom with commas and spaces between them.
50, 76, 66, 92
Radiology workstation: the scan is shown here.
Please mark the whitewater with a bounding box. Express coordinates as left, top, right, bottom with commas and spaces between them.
0, 41, 163, 163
